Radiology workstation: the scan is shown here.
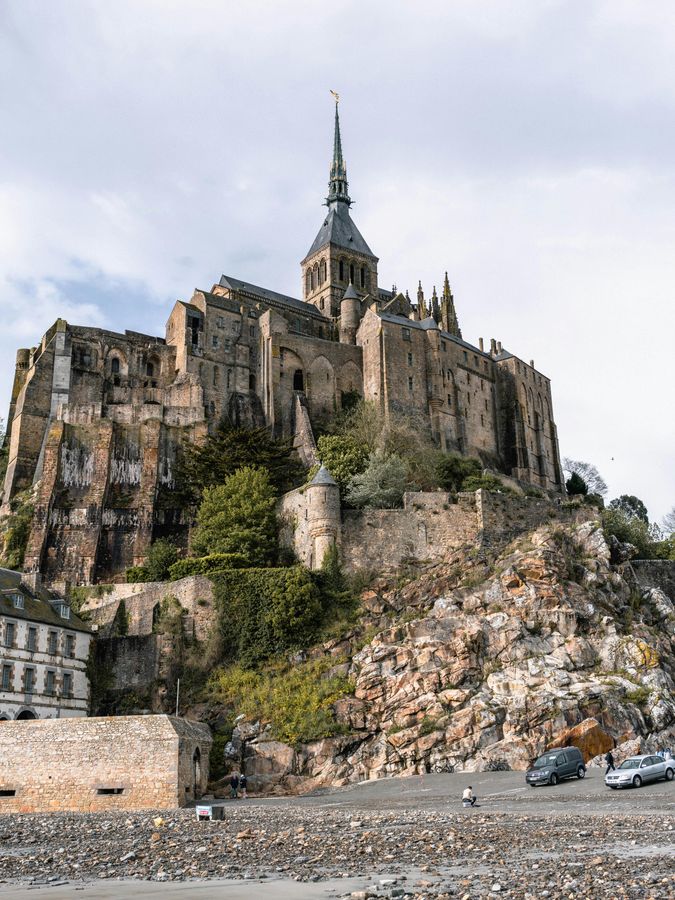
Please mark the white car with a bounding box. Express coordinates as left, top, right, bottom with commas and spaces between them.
605, 754, 675, 789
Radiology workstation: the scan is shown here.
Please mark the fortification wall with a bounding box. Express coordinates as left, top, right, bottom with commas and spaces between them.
0, 715, 211, 813
83, 575, 215, 641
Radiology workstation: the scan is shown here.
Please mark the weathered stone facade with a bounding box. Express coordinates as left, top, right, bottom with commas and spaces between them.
1, 103, 564, 584
0, 715, 211, 813
0, 569, 91, 721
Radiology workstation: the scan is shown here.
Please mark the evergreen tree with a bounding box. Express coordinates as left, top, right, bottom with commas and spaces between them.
191, 466, 278, 565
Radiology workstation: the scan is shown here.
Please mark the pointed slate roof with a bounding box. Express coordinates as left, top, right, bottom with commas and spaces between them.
304, 202, 376, 260
342, 281, 359, 301
310, 464, 337, 486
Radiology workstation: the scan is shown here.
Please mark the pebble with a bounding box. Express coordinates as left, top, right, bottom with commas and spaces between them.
0, 807, 670, 899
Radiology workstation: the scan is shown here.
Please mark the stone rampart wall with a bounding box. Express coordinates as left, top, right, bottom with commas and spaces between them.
0, 715, 212, 813
83, 575, 214, 641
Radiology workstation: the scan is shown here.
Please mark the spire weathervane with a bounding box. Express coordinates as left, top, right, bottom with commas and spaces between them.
326, 90, 351, 207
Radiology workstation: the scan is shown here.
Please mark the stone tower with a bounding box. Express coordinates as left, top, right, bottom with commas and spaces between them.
305, 464, 341, 569
301, 99, 379, 319
339, 281, 360, 344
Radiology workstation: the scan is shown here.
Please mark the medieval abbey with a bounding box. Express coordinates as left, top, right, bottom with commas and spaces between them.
1, 102, 564, 585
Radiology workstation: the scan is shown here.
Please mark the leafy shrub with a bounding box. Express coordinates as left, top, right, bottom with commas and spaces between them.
314, 434, 368, 498
211, 566, 324, 667
192, 466, 278, 565
207, 657, 354, 745
462, 473, 517, 495
169, 553, 249, 580
625, 685, 650, 705
436, 454, 482, 492
346, 452, 407, 508
144, 539, 179, 581
126, 565, 151, 583
602, 508, 661, 560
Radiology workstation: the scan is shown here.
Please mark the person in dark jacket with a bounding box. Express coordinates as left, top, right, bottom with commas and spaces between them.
604, 751, 615, 774
229, 772, 240, 799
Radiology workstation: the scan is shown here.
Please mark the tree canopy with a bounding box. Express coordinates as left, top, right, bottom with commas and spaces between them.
608, 495, 649, 523
178, 420, 304, 501
191, 466, 278, 566
563, 458, 607, 496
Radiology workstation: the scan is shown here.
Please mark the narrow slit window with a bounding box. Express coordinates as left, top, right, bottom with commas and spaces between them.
97, 787, 124, 795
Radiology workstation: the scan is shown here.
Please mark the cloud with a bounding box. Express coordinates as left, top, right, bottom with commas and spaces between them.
0, 0, 673, 519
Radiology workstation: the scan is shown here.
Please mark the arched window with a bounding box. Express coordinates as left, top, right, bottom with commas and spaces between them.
319, 260, 326, 283
313, 263, 319, 289
306, 269, 312, 295
111, 357, 120, 375
146, 362, 154, 377
293, 369, 304, 391
349, 263, 355, 284
249, 373, 256, 391
339, 260, 344, 282
360, 267, 366, 289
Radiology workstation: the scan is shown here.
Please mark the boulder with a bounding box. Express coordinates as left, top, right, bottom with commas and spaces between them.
550, 717, 614, 762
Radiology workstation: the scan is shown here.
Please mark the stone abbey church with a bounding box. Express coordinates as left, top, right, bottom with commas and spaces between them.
1, 103, 564, 585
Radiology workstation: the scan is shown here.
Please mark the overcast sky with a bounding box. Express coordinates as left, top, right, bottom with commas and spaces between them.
0, 0, 673, 521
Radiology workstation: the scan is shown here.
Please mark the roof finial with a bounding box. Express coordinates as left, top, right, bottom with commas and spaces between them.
327, 91, 351, 207
441, 272, 462, 338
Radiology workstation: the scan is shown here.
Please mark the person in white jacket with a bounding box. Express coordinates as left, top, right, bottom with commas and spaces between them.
462, 786, 479, 807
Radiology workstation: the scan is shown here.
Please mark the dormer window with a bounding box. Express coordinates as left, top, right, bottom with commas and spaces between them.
58, 604, 70, 620
12, 594, 24, 610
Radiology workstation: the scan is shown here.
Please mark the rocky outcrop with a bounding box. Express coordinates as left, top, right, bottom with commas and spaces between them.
240, 518, 675, 793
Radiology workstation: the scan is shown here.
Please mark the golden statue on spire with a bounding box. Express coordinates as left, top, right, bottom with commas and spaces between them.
330, 90, 340, 104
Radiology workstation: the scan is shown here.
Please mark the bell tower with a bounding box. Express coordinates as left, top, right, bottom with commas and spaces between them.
301, 96, 378, 319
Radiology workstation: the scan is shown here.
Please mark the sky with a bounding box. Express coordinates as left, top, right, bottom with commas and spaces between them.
0, 0, 673, 522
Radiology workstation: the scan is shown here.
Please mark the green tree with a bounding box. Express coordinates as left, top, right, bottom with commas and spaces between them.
315, 434, 368, 497
661, 505, 675, 536
346, 452, 408, 509
436, 453, 482, 492
142, 539, 179, 581
608, 495, 649, 524
177, 420, 304, 501
191, 466, 278, 565
566, 472, 588, 496
563, 458, 607, 496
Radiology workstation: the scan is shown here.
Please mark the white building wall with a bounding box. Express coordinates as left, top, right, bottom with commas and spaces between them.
0, 615, 91, 720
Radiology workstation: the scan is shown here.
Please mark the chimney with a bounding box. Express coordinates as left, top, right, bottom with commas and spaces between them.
530, 359, 535, 369
22, 572, 42, 594
478, 337, 484, 352
490, 338, 497, 355
497, 341, 503, 353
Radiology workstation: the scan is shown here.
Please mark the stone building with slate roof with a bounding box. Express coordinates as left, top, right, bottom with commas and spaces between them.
1, 102, 564, 585
0, 569, 92, 720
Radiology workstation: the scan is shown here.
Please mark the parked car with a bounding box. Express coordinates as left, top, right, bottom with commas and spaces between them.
605, 755, 675, 789
526, 747, 586, 786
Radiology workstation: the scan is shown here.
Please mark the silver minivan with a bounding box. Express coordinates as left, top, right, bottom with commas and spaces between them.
605, 754, 675, 789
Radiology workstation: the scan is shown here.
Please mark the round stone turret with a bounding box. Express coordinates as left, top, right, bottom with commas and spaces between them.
305, 464, 341, 569
339, 281, 360, 345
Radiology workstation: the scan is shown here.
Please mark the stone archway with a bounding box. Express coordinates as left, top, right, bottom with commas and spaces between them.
16, 709, 37, 720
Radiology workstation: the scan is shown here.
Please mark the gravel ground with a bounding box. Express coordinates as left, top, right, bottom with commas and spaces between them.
1, 774, 673, 899
0, 804, 673, 899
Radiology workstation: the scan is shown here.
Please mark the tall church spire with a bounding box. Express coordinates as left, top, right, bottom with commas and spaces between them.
327, 96, 351, 207
441, 272, 462, 338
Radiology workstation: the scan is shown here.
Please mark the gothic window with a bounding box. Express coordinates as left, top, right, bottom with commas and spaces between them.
349, 263, 355, 284
360, 267, 366, 288
339, 260, 344, 282
313, 264, 319, 288
111, 357, 120, 375
319, 260, 326, 283
293, 370, 304, 391
146, 362, 154, 377
306, 269, 311, 295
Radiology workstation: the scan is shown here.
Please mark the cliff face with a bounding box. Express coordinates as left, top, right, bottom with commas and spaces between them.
240, 518, 675, 792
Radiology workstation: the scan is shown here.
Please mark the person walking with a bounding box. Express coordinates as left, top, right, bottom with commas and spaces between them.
229, 772, 240, 800
462, 786, 479, 807
604, 750, 615, 774
239, 774, 248, 799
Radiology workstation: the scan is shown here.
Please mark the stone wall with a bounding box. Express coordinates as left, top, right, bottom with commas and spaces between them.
82, 575, 215, 641
0, 715, 212, 813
